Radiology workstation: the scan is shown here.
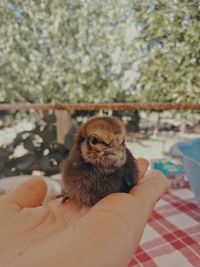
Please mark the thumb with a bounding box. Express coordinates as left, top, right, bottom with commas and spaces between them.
1, 177, 47, 209
136, 158, 149, 180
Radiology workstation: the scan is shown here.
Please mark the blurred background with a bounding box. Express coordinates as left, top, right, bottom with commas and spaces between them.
0, 0, 200, 178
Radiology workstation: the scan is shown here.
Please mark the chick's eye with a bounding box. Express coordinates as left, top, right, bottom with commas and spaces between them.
90, 135, 99, 145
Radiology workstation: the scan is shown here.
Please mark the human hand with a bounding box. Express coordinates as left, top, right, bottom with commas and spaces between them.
0, 158, 169, 267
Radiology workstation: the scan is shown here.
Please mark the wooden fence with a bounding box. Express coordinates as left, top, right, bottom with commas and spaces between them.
0, 102, 200, 111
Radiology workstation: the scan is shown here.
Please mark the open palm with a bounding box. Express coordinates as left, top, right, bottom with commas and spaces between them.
0, 159, 168, 267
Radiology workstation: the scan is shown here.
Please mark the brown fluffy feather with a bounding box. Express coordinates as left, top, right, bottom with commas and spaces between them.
61, 116, 138, 206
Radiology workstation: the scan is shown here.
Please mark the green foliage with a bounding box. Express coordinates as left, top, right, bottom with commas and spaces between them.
0, 1, 199, 104
0, 0, 139, 103
132, 0, 200, 102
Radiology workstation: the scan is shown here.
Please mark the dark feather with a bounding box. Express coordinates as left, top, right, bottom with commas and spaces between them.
61, 117, 138, 206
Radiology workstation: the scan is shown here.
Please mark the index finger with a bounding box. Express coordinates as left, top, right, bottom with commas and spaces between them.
0, 177, 47, 210
136, 158, 149, 180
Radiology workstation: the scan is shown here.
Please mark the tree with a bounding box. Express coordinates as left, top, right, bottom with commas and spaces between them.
0, 0, 139, 104
1, 1, 199, 105
131, 0, 200, 103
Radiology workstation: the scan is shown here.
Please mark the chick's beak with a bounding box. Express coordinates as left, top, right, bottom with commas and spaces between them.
104, 146, 125, 157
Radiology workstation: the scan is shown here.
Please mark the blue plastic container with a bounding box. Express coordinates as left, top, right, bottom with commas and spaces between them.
170, 138, 200, 204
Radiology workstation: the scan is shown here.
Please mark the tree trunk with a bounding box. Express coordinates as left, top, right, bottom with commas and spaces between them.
55, 110, 72, 144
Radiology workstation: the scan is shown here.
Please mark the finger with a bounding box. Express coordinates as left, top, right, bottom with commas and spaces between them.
94, 170, 169, 229
1, 177, 47, 209
136, 157, 149, 180
75, 173, 168, 266
93, 170, 169, 239
130, 169, 170, 203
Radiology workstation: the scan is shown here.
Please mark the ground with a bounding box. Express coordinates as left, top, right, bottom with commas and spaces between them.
127, 131, 199, 161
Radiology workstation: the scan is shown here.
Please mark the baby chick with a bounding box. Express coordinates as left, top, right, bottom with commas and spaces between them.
61, 116, 138, 206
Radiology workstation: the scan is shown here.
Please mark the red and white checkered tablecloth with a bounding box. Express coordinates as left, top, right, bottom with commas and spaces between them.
129, 183, 200, 267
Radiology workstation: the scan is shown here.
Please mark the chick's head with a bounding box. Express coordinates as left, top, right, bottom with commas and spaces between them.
75, 117, 127, 168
